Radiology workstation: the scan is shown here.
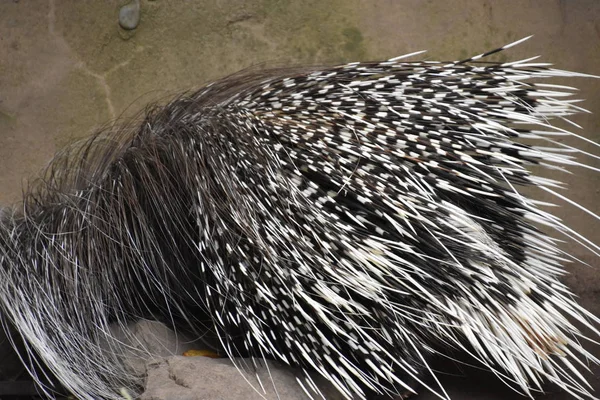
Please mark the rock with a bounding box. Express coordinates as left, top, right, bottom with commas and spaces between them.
107, 320, 212, 377
103, 320, 343, 399
140, 356, 344, 400
119, 0, 140, 30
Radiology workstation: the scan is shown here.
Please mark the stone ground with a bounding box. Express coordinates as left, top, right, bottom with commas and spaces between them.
0, 0, 599, 399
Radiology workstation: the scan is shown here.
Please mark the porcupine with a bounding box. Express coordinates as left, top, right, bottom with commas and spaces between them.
1, 37, 600, 400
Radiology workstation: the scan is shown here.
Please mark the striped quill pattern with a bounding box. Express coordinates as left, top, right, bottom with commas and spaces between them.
0, 38, 599, 399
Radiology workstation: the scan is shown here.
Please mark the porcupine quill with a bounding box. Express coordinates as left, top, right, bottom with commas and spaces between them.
1, 37, 600, 400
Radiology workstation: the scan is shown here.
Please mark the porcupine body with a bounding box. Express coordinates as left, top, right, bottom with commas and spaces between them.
1, 38, 599, 400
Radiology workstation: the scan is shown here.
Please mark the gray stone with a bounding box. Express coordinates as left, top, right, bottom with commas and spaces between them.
105, 321, 341, 399
119, 0, 140, 30
107, 320, 209, 377
140, 356, 344, 400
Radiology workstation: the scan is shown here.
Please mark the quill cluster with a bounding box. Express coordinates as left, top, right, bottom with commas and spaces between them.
1, 38, 599, 400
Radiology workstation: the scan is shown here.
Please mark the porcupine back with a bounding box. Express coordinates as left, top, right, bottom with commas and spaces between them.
1, 37, 599, 400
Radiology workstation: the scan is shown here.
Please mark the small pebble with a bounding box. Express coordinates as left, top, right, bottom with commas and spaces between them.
119, 0, 140, 30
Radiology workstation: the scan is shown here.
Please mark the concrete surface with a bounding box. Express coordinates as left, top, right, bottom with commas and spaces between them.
0, 0, 599, 399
